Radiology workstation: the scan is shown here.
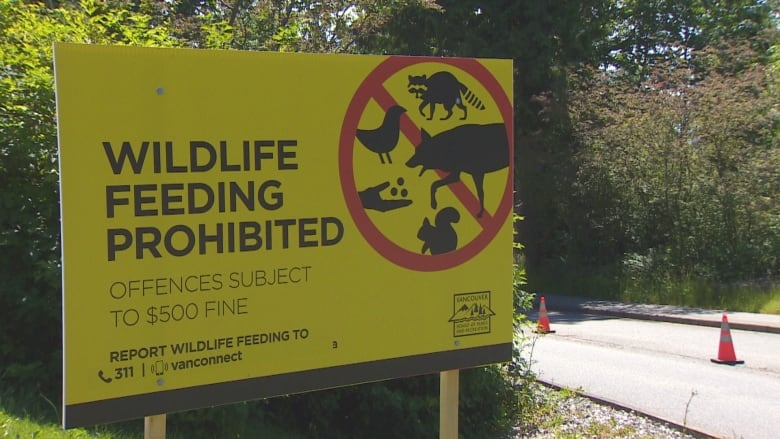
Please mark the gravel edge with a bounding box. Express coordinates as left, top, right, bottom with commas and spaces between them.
515, 382, 716, 439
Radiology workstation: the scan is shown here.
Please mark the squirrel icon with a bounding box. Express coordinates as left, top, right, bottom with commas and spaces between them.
417, 207, 461, 255
408, 72, 486, 120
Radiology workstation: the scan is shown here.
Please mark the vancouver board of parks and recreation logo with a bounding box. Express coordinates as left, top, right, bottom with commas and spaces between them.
449, 291, 495, 337
339, 57, 513, 272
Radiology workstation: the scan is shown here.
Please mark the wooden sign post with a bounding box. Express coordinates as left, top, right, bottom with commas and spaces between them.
144, 415, 166, 439
439, 369, 460, 439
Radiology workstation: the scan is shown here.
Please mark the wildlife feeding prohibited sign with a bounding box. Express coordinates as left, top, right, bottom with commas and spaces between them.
54, 43, 514, 428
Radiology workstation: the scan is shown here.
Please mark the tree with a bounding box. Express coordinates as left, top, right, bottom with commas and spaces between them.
608, 0, 778, 80
118, 0, 440, 52
515, 0, 780, 296
0, 0, 181, 405
567, 38, 779, 288
362, 0, 615, 128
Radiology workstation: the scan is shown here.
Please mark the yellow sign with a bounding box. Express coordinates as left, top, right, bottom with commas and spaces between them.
55, 43, 514, 428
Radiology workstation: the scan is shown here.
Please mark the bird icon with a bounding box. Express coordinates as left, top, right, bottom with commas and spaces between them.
355, 105, 406, 164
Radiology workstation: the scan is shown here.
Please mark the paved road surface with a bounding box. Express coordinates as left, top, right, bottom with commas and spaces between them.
525, 299, 780, 439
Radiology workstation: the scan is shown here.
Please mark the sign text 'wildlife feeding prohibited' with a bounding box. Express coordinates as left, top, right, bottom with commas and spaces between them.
54, 44, 514, 428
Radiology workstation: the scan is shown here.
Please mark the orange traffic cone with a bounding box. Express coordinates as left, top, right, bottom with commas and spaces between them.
535, 296, 555, 334
711, 314, 744, 365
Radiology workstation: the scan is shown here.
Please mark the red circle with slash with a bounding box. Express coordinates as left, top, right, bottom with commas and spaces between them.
339, 56, 513, 272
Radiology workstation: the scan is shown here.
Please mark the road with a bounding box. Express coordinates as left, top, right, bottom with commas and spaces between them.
528, 311, 780, 438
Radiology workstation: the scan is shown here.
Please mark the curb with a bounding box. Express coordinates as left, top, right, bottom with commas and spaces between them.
531, 296, 780, 334
573, 307, 780, 334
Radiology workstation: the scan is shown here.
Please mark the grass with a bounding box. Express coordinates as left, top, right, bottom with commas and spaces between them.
759, 294, 780, 314
0, 405, 302, 439
619, 277, 780, 314
529, 261, 780, 314
0, 409, 125, 439
0, 400, 313, 439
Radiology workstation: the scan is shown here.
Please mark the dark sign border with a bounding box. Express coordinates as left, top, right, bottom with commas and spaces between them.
55, 46, 514, 428
64, 343, 510, 428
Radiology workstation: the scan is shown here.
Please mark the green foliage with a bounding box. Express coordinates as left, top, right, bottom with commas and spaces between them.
567, 38, 779, 285
363, 0, 615, 132
509, 1, 780, 305
0, 0, 182, 411
165, 367, 529, 439
608, 0, 778, 81
150, 0, 441, 53
510, 214, 547, 433
0, 408, 123, 439
759, 292, 780, 314
266, 378, 439, 439
1, 1, 67, 403
199, 17, 234, 50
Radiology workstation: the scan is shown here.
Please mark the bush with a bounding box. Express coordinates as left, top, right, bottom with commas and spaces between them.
0, 0, 183, 413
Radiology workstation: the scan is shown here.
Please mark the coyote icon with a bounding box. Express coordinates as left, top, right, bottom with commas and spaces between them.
405, 123, 509, 218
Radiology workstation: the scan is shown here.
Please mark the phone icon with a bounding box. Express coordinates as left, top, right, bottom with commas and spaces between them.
98, 369, 113, 383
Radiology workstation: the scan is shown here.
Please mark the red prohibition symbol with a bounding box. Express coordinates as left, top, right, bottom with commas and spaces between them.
339, 56, 513, 272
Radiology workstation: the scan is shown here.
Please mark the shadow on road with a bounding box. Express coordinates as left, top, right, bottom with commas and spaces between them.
519, 310, 617, 324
